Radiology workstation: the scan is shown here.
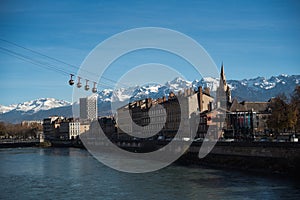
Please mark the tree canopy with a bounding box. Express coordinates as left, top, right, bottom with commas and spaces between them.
267, 86, 300, 133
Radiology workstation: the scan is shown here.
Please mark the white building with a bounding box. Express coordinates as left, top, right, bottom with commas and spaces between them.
69, 121, 81, 140
59, 120, 89, 140
80, 95, 98, 120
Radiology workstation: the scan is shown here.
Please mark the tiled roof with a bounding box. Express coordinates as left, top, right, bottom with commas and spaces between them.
229, 99, 269, 112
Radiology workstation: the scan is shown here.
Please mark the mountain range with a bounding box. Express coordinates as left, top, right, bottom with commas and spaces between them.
1, 74, 299, 123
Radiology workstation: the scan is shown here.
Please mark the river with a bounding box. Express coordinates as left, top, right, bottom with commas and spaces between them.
0, 147, 299, 200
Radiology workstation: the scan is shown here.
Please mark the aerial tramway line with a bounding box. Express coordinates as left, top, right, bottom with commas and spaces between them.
68, 74, 97, 93
0, 38, 127, 94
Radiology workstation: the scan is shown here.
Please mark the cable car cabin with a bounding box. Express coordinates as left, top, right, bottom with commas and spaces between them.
69, 74, 74, 85
77, 77, 82, 88
85, 79, 89, 91
92, 82, 97, 93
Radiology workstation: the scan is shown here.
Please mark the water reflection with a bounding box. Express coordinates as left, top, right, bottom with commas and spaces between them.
0, 148, 300, 200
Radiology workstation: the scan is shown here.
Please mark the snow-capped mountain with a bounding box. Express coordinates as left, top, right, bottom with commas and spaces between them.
0, 74, 299, 123
228, 74, 299, 101
166, 77, 192, 92
0, 98, 71, 114
0, 104, 17, 114
95, 74, 300, 105
106, 77, 219, 104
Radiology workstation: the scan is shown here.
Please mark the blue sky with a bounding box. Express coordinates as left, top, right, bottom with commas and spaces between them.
0, 0, 299, 105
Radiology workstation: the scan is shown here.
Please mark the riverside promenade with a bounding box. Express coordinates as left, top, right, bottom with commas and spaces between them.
73, 137, 300, 176
2, 138, 300, 176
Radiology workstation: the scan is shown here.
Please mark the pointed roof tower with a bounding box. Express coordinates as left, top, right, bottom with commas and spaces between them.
220, 62, 226, 85
217, 62, 232, 108
221, 61, 224, 74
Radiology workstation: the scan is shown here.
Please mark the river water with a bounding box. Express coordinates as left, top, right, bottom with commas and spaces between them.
0, 147, 299, 200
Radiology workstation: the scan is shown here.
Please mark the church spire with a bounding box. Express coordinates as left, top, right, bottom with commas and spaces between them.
220, 62, 226, 85
217, 62, 232, 109
221, 62, 224, 76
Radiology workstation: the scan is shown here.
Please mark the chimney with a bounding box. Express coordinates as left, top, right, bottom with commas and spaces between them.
146, 98, 152, 109
197, 86, 203, 112
204, 87, 210, 96
157, 98, 161, 103
169, 92, 175, 99
185, 88, 189, 96
198, 86, 202, 94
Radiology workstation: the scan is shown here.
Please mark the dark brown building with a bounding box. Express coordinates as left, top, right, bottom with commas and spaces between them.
224, 99, 271, 139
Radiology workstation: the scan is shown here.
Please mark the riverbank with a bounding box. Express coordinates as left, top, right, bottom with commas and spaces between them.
180, 141, 300, 177
0, 140, 40, 148
1, 139, 300, 177
0, 139, 80, 148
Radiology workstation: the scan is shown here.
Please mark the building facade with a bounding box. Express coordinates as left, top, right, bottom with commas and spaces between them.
116, 86, 214, 140
224, 99, 271, 139
43, 116, 65, 140
115, 64, 274, 142
43, 117, 89, 140
80, 95, 98, 120
98, 117, 117, 138
59, 119, 81, 140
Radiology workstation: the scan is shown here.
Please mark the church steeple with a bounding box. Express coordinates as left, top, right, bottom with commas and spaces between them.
220, 62, 226, 85
221, 61, 224, 74
217, 63, 232, 109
